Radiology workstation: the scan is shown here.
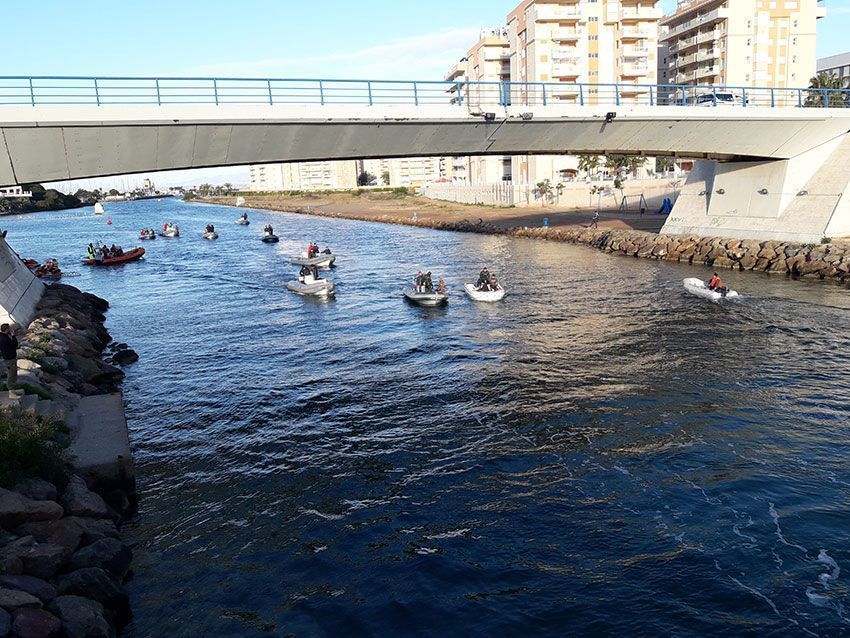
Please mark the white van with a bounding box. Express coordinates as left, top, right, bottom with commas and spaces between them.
693, 92, 746, 107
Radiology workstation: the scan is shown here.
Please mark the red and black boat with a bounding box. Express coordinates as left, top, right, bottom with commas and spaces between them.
83, 247, 145, 266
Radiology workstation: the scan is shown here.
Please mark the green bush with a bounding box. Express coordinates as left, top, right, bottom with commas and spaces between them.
0, 409, 69, 488
821, 237, 832, 245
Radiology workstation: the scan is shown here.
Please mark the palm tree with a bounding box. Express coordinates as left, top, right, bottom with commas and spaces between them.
805, 73, 849, 108
577, 155, 601, 179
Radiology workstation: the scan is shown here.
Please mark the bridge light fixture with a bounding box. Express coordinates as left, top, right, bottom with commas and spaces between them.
484, 112, 496, 122
797, 189, 809, 196
605, 112, 617, 123
698, 190, 706, 196
716, 188, 726, 195
758, 188, 769, 195
521, 112, 533, 120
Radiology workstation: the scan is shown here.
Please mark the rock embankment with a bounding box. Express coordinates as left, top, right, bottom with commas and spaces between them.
15, 284, 139, 401
0, 477, 132, 637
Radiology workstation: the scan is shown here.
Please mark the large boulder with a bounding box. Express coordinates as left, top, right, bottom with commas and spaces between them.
11, 481, 58, 504
0, 491, 63, 530
110, 350, 138, 367
55, 569, 126, 609
0, 609, 9, 637
61, 479, 113, 521
0, 576, 55, 604
12, 543, 67, 581
10, 608, 61, 638
0, 589, 40, 612
13, 520, 83, 559
61, 519, 118, 545
69, 539, 131, 581
49, 596, 114, 638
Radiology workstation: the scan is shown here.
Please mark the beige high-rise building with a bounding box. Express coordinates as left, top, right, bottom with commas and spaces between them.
507, 0, 661, 185
660, 0, 826, 90
248, 160, 358, 192
445, 29, 513, 185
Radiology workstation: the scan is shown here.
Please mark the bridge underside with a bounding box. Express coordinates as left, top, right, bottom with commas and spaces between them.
1, 104, 850, 241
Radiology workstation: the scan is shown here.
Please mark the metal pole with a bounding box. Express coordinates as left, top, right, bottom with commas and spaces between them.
798, 89, 803, 108
579, 83, 584, 107
770, 88, 775, 108
615, 84, 620, 106
318, 80, 324, 106
155, 79, 161, 106
542, 82, 547, 106
267, 80, 273, 105
94, 78, 100, 106
680, 86, 686, 106
413, 82, 419, 106
28, 78, 35, 106
457, 82, 463, 107
213, 79, 219, 105
741, 87, 747, 108
367, 81, 373, 106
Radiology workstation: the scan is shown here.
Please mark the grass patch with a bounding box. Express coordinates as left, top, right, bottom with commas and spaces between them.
17, 383, 54, 401
0, 409, 69, 488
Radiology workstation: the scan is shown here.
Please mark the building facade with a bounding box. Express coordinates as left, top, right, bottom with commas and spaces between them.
817, 52, 850, 82
248, 160, 358, 192
507, 0, 661, 185
445, 29, 513, 185
660, 0, 826, 90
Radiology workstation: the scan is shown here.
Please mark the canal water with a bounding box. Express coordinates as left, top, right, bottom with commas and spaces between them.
4, 199, 850, 637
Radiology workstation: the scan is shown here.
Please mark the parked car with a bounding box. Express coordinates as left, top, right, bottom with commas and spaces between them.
693, 92, 747, 107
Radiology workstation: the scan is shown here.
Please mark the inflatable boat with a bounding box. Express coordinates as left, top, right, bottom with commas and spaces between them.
403, 288, 449, 307
290, 253, 335, 268
158, 228, 180, 238
83, 247, 145, 266
286, 274, 335, 297
262, 233, 279, 243
139, 231, 156, 241
235, 218, 250, 225
203, 231, 219, 240
683, 277, 740, 302
464, 283, 505, 302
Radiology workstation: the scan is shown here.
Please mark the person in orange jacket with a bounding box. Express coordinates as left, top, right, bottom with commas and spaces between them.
707, 272, 724, 292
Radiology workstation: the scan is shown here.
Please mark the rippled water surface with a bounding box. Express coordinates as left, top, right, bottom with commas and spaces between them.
5, 199, 850, 637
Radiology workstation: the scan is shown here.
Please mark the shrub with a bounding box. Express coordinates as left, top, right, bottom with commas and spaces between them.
0, 409, 69, 488
821, 237, 832, 245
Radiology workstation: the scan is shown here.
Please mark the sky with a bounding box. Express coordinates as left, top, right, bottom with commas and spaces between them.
2, 0, 848, 190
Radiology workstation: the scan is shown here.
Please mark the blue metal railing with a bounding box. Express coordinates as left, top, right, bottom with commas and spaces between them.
0, 76, 847, 109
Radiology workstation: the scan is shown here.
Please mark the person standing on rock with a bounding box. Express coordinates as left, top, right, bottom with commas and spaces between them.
0, 323, 19, 397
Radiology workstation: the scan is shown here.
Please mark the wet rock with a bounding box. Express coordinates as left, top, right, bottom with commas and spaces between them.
0, 589, 40, 612
61, 478, 113, 520
49, 596, 113, 638
110, 350, 138, 367
0, 609, 9, 637
0, 577, 55, 604
0, 491, 63, 530
0, 555, 23, 577
10, 482, 57, 504
69, 539, 131, 581
56, 569, 126, 609
10, 608, 61, 638
12, 542, 67, 580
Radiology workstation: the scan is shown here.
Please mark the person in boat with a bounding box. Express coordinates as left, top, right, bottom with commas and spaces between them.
299, 265, 311, 281
322, 247, 332, 255
707, 273, 725, 292
264, 224, 274, 235
87, 244, 96, 259
488, 274, 499, 291
240, 212, 248, 221
436, 277, 446, 294
310, 265, 320, 280
415, 271, 423, 292
477, 268, 490, 289
424, 271, 434, 293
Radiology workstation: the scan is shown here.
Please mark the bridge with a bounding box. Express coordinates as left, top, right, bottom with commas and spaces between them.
1, 76, 850, 245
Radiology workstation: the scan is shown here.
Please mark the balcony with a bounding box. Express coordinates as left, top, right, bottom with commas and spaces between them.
620, 7, 663, 21
551, 31, 580, 42
552, 59, 581, 77
621, 27, 653, 40
661, 7, 729, 42
621, 63, 650, 77
534, 5, 581, 22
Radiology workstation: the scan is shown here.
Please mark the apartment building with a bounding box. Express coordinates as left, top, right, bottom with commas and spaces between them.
507, 0, 661, 185
248, 160, 358, 192
818, 52, 850, 82
445, 28, 513, 185
660, 0, 826, 90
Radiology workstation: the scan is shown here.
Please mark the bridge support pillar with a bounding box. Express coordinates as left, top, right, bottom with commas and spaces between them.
0, 235, 44, 328
662, 132, 850, 243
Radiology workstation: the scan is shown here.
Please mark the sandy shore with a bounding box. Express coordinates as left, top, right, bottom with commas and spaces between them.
201, 191, 668, 233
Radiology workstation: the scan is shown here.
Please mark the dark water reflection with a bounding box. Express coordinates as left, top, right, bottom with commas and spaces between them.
4, 199, 850, 637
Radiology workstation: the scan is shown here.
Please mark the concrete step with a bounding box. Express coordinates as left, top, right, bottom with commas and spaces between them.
17, 393, 38, 411
35, 399, 65, 421
68, 392, 134, 486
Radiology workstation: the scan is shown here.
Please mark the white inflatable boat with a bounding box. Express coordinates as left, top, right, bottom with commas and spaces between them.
203, 231, 218, 240
464, 283, 505, 302
286, 274, 335, 297
158, 228, 180, 238
683, 277, 740, 302
290, 253, 335, 268
235, 218, 250, 225
403, 289, 449, 307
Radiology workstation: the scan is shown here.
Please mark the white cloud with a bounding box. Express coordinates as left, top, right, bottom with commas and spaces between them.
192, 27, 481, 81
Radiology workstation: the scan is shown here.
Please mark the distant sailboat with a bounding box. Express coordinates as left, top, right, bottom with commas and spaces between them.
94, 202, 105, 216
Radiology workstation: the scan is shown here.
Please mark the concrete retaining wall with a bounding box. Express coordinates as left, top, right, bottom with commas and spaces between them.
421, 179, 681, 210
0, 234, 44, 327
